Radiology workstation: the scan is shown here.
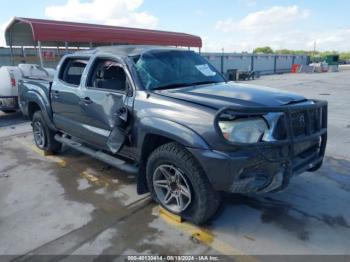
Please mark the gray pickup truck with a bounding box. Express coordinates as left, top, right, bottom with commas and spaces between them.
18, 45, 327, 224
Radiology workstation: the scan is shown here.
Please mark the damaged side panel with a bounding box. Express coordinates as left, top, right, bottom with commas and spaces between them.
79, 89, 130, 152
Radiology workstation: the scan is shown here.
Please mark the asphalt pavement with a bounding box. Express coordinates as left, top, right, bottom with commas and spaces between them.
1, 71, 349, 261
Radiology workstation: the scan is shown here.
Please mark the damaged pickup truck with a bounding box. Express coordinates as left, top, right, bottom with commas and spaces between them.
18, 46, 327, 224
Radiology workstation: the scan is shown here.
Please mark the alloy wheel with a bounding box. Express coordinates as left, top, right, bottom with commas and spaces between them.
153, 164, 192, 213
33, 121, 46, 149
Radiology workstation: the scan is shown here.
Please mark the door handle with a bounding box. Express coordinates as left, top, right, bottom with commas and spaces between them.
81, 97, 93, 104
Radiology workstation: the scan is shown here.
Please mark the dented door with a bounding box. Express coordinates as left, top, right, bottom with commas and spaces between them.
78, 88, 130, 152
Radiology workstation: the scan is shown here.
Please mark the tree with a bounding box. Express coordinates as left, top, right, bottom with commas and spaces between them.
340, 52, 350, 60
253, 46, 274, 54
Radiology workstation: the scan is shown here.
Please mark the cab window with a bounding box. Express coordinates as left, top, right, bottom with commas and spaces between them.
59, 57, 89, 86
87, 58, 127, 92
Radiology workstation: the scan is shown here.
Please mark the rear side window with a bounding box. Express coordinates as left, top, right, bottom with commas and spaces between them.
59, 57, 89, 86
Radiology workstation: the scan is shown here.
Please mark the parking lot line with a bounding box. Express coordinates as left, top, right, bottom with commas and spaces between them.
157, 207, 259, 262
81, 170, 110, 188
16, 138, 67, 167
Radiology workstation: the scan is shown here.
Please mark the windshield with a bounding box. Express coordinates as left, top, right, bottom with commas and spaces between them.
133, 50, 225, 90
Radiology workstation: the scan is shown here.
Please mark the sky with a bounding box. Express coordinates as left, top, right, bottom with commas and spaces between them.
0, 0, 349, 52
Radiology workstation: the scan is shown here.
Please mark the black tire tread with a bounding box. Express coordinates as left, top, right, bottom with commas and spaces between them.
32, 111, 61, 154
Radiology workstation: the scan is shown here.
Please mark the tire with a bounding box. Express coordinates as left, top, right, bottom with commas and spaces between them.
146, 142, 221, 225
1, 110, 16, 114
32, 111, 62, 154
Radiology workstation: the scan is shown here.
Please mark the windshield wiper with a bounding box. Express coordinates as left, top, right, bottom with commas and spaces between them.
154, 81, 220, 90
154, 83, 196, 90
189, 80, 219, 85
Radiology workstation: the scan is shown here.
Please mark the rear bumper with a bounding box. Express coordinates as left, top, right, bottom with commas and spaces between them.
0, 96, 18, 110
188, 100, 327, 193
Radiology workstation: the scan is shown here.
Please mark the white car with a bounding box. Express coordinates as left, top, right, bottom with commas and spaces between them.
0, 64, 55, 113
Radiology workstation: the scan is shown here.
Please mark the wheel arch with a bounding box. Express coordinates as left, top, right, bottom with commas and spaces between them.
28, 101, 41, 120
136, 118, 210, 194
25, 91, 57, 131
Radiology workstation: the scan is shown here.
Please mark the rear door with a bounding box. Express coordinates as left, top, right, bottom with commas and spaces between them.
78, 56, 133, 152
51, 56, 90, 138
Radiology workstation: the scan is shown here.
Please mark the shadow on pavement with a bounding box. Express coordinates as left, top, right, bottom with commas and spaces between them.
0, 111, 28, 127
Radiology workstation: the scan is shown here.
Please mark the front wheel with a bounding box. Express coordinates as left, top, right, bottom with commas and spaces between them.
32, 111, 62, 154
146, 142, 221, 225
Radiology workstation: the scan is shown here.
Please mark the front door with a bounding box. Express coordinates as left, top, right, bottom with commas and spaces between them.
78, 57, 132, 152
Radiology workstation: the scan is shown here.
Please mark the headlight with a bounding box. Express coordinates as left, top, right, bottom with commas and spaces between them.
218, 117, 268, 143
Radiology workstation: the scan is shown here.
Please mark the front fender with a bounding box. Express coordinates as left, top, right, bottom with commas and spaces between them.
135, 117, 210, 194
137, 117, 210, 150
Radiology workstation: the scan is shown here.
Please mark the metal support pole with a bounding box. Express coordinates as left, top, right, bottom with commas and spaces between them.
65, 41, 68, 55
9, 28, 14, 65
10, 45, 14, 66
250, 55, 254, 72
306, 55, 311, 65
20, 46, 25, 63
199, 47, 201, 54
274, 55, 277, 74
37, 41, 44, 67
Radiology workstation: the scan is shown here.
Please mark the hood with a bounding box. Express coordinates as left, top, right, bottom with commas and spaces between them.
153, 82, 306, 109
